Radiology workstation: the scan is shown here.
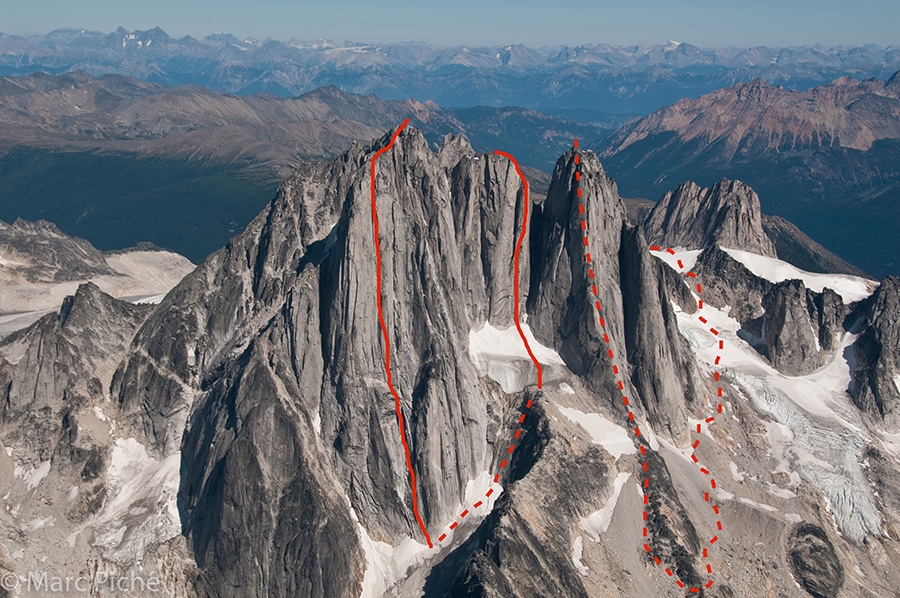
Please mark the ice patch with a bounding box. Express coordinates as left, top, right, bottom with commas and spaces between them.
722, 248, 875, 303
468, 321, 565, 393
572, 535, 588, 576
557, 405, 635, 459
581, 472, 631, 540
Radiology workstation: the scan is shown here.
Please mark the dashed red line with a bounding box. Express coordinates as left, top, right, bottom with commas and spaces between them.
574, 141, 727, 590
371, 119, 432, 548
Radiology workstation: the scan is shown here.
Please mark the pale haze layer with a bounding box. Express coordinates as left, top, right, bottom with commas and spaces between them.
5, 0, 899, 47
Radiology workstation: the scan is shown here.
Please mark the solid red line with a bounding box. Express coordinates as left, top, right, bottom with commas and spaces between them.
371, 119, 433, 548
494, 150, 543, 389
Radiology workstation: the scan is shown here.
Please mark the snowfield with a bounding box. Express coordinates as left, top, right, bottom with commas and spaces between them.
722, 248, 876, 303
672, 294, 883, 543
468, 321, 566, 393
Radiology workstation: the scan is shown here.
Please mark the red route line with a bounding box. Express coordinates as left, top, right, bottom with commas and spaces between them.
435, 150, 542, 545
494, 150, 543, 390
371, 125, 543, 549
574, 140, 726, 592
370, 118, 432, 548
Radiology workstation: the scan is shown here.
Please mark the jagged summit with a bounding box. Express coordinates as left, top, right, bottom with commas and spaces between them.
642, 177, 776, 256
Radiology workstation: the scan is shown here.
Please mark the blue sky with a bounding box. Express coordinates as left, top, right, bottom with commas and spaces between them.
4, 0, 898, 47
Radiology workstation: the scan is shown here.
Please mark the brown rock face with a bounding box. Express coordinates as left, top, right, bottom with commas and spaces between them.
601, 76, 900, 158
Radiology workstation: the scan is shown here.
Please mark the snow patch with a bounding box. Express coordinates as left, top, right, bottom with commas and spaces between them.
313, 411, 322, 437
93, 406, 108, 422
785, 513, 803, 523
581, 472, 631, 540
739, 497, 779, 513
722, 248, 875, 303
23, 460, 51, 490
559, 382, 576, 395
572, 535, 588, 576
24, 516, 55, 532
894, 375, 900, 396
468, 321, 565, 393
93, 438, 181, 563
730, 461, 745, 482
350, 506, 430, 598
557, 405, 635, 459
0, 253, 23, 266
66, 530, 80, 547
652, 248, 702, 273
352, 471, 502, 597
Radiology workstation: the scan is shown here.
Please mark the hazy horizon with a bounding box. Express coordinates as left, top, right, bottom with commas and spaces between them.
5, 0, 899, 48
4, 25, 899, 51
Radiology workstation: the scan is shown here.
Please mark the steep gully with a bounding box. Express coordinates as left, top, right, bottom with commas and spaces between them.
372, 122, 729, 591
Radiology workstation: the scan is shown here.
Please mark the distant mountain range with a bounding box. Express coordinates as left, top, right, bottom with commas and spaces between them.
594, 73, 900, 277
0, 71, 586, 261
1, 28, 898, 114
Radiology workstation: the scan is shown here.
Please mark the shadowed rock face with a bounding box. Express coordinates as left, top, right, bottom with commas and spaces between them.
642, 179, 776, 257
850, 276, 900, 428
758, 280, 847, 376
787, 524, 844, 598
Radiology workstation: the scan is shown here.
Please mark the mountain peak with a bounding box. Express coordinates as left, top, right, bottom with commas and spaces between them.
642, 177, 777, 256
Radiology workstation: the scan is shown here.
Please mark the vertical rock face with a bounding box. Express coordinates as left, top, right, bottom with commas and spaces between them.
758, 280, 847, 375
642, 178, 777, 257
528, 150, 701, 443
111, 127, 536, 597
850, 276, 900, 428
